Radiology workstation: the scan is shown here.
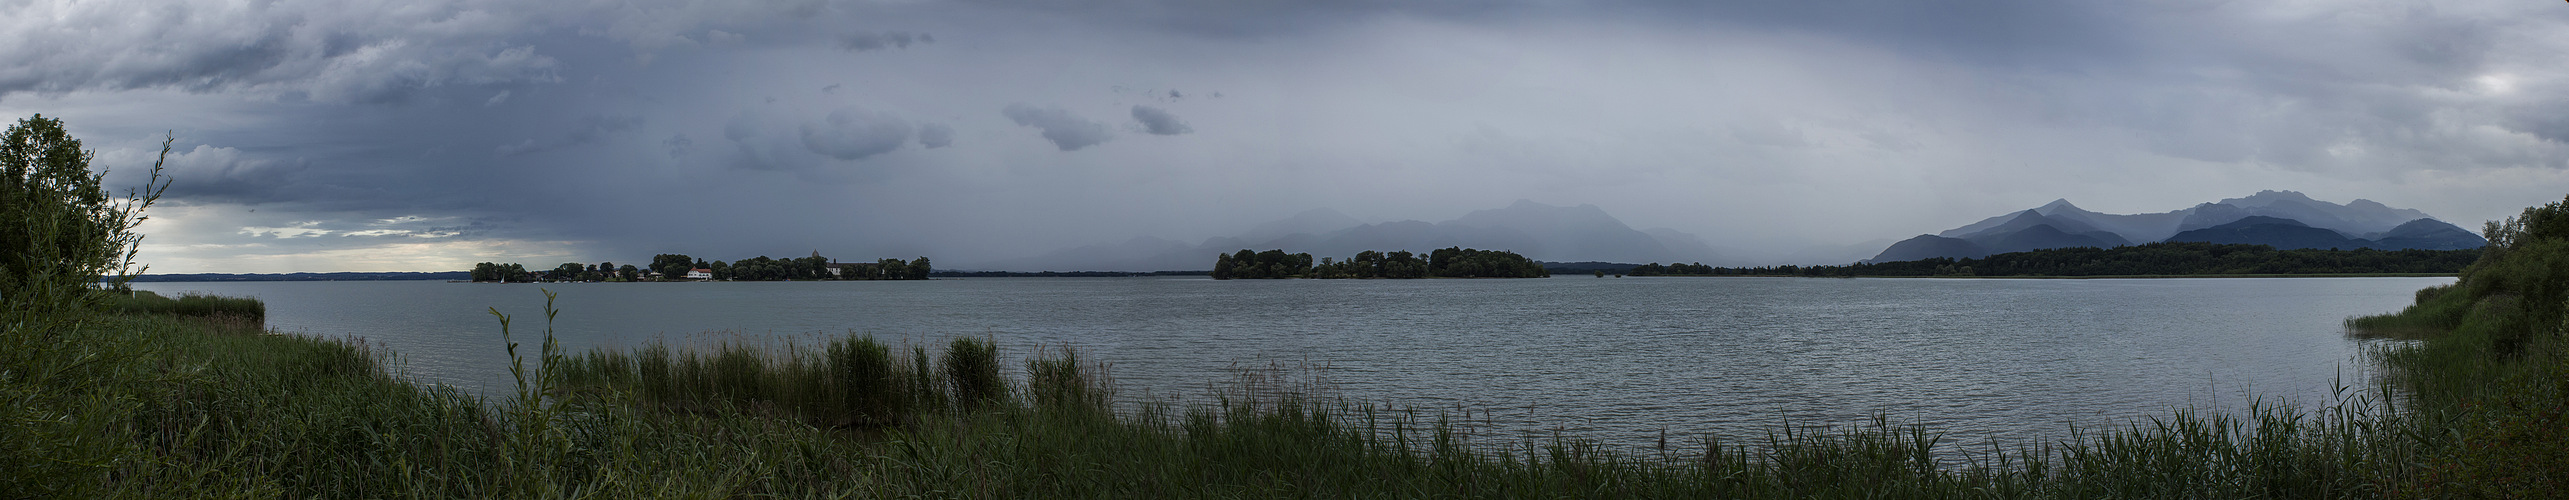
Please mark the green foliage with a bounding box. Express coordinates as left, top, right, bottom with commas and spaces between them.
470, 262, 534, 282
100, 290, 265, 326
475, 253, 929, 282
2341, 193, 2569, 495
0, 114, 168, 315
1304, 249, 1428, 278
944, 337, 1005, 410
1424, 247, 1549, 278
543, 262, 585, 281
648, 253, 695, 281
1221, 247, 1545, 279
826, 336, 905, 424
1666, 242, 2477, 277
1213, 249, 1316, 279
1210, 252, 1236, 279
1025, 346, 1108, 414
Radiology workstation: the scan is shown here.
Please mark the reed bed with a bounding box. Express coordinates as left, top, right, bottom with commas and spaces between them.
100, 289, 266, 326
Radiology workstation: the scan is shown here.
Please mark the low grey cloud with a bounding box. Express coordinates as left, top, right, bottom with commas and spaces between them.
1130, 105, 1193, 136
839, 31, 934, 52
799, 107, 914, 161
664, 133, 695, 158
0, 1, 563, 103
918, 123, 955, 149
1003, 104, 1113, 151
724, 110, 817, 171
496, 114, 645, 157
155, 145, 311, 205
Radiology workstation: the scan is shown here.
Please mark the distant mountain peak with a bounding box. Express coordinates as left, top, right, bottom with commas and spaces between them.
2215, 215, 2311, 228
1877, 191, 2475, 263
2225, 190, 2318, 208
1499, 199, 1603, 212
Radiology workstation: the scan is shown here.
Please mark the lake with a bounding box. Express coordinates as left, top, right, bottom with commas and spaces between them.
133, 276, 2437, 451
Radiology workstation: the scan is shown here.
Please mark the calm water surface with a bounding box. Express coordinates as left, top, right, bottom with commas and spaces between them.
135, 276, 2438, 449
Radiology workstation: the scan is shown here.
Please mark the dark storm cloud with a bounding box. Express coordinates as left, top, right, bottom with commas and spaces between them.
1129, 105, 1192, 136
8, 0, 2564, 274
799, 107, 914, 161
155, 145, 313, 205
2508, 103, 2569, 145
1003, 104, 1113, 151
0, 1, 562, 103
958, 0, 2137, 59
918, 123, 955, 149
664, 133, 695, 158
724, 110, 818, 171
956, 0, 1513, 38
497, 114, 645, 157
838, 31, 935, 52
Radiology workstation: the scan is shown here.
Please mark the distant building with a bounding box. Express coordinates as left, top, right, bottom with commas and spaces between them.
685, 268, 713, 280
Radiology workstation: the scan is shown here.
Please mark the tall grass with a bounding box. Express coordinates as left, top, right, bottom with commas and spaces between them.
100, 289, 265, 326
557, 334, 1026, 428
532, 324, 2427, 497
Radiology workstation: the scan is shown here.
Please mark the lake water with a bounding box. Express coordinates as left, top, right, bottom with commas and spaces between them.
134, 276, 2437, 450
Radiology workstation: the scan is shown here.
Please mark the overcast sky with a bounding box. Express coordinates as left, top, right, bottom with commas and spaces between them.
6, 0, 2567, 272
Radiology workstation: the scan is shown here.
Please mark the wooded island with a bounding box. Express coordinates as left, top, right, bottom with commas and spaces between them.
1212, 247, 1549, 279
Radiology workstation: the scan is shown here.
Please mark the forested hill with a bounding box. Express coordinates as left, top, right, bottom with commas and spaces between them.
1637, 242, 2477, 277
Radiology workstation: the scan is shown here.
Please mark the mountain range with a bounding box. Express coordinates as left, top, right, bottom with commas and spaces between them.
983, 201, 1729, 271
1869, 191, 2485, 262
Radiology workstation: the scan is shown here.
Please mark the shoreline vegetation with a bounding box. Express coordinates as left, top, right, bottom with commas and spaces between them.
1213, 247, 1550, 279
468, 253, 930, 283
9, 116, 2560, 497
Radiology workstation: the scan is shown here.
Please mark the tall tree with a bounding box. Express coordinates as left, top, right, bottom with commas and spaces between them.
649, 254, 694, 281
550, 263, 586, 281
2, 114, 168, 313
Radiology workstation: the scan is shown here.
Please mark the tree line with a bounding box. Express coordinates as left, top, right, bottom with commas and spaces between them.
470, 253, 929, 282
1619, 242, 2478, 277
1211, 247, 1549, 279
